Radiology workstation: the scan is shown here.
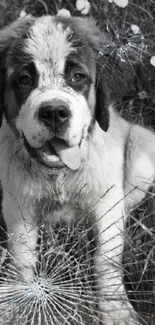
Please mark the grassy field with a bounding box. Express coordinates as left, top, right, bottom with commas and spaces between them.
1, 0, 155, 323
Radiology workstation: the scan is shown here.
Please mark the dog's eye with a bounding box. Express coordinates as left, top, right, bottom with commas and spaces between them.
19, 75, 32, 86
71, 73, 86, 83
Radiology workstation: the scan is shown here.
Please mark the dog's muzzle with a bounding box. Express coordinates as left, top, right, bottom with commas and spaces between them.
24, 100, 82, 171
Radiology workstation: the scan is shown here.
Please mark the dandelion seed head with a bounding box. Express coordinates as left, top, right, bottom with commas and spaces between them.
105, 21, 148, 64
96, 20, 150, 102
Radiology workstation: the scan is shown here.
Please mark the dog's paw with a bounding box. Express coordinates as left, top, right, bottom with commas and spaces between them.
103, 312, 138, 325
101, 301, 138, 325
22, 265, 35, 281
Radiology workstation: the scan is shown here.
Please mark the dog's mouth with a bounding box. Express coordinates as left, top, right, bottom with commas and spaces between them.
23, 137, 82, 171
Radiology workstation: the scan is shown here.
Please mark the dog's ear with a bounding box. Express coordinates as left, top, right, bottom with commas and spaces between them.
0, 42, 6, 127
0, 16, 35, 127
76, 18, 111, 132
95, 74, 110, 132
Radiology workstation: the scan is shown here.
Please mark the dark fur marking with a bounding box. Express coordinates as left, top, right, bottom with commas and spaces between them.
0, 16, 35, 126
4, 61, 39, 133
64, 59, 92, 100
95, 77, 110, 132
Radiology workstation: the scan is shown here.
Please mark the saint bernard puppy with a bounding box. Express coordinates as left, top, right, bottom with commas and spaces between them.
0, 14, 155, 324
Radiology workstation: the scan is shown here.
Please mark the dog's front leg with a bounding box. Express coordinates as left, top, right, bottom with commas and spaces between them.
94, 186, 137, 325
2, 189, 38, 279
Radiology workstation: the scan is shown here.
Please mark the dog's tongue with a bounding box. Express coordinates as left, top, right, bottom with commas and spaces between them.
50, 138, 81, 170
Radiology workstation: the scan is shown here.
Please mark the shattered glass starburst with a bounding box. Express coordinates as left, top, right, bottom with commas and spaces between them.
106, 20, 149, 64
0, 218, 101, 325
0, 187, 155, 324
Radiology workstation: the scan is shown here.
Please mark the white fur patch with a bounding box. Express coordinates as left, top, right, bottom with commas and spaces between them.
25, 16, 75, 78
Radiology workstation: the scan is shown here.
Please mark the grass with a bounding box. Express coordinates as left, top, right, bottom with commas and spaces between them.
0, 0, 155, 324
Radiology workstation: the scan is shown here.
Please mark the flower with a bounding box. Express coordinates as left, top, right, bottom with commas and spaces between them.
150, 56, 155, 67
57, 8, 71, 18
108, 0, 128, 8
76, 0, 91, 15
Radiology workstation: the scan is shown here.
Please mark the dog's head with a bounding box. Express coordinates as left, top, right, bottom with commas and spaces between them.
0, 15, 109, 171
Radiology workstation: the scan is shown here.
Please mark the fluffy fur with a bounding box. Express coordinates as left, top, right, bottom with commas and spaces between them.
0, 15, 155, 324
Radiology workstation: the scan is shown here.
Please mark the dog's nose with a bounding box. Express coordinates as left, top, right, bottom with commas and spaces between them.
39, 104, 71, 127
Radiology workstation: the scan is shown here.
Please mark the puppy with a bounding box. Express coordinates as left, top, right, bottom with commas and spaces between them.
0, 15, 154, 324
